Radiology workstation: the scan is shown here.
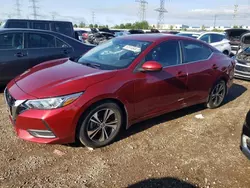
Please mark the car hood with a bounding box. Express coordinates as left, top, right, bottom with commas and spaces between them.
14, 58, 117, 98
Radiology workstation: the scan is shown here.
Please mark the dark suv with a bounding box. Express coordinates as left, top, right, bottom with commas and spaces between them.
1, 19, 75, 38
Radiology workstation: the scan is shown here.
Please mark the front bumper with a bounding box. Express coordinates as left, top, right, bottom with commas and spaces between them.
241, 124, 250, 160
4, 83, 80, 144
234, 61, 250, 80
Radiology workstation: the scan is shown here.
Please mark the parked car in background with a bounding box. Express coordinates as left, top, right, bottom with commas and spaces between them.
225, 28, 250, 55
1, 19, 75, 39
114, 31, 131, 37
234, 33, 250, 80
241, 110, 250, 160
128, 29, 144, 34
198, 32, 231, 55
87, 32, 115, 45
176, 32, 200, 38
161, 30, 179, 34
4, 34, 235, 148
0, 28, 94, 85
74, 28, 90, 42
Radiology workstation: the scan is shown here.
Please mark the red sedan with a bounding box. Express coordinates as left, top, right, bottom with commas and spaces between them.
5, 34, 235, 148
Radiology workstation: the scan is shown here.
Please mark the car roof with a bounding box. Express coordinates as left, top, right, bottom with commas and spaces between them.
4, 19, 72, 23
0, 28, 62, 35
119, 34, 193, 42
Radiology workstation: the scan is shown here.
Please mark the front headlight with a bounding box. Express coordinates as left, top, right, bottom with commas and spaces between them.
25, 92, 83, 110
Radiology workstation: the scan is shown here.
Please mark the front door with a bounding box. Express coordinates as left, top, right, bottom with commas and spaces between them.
133, 40, 188, 119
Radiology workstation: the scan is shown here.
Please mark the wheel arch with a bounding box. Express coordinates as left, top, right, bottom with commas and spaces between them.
75, 97, 129, 140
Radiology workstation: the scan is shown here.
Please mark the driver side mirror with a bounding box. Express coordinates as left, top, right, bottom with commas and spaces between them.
139, 61, 163, 72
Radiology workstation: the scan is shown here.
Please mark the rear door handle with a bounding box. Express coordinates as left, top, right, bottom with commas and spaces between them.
177, 71, 187, 78
63, 49, 69, 54
14, 52, 27, 57
212, 64, 218, 70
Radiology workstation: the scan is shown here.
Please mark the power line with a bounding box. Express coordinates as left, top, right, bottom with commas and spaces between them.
135, 0, 148, 21
155, 0, 168, 29
29, 0, 39, 20
15, 0, 21, 17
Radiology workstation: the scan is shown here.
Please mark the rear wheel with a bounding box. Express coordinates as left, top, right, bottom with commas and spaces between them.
207, 80, 226, 109
77, 102, 123, 148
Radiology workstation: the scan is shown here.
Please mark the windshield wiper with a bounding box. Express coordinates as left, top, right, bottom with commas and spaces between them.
81, 62, 101, 69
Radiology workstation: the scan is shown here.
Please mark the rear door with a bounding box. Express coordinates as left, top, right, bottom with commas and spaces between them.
24, 32, 72, 68
181, 40, 217, 106
0, 32, 29, 84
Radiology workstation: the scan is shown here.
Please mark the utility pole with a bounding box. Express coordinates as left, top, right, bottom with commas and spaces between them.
233, 4, 238, 27
135, 0, 148, 22
30, 0, 39, 20
15, 0, 21, 17
213, 14, 217, 28
92, 11, 95, 24
155, 0, 168, 29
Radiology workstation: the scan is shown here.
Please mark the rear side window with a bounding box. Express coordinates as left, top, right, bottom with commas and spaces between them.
56, 38, 69, 48
27, 33, 55, 48
145, 40, 181, 67
7, 21, 28, 28
54, 22, 73, 36
211, 34, 225, 43
182, 41, 212, 63
199, 34, 210, 43
0, 33, 23, 50
33, 22, 50, 30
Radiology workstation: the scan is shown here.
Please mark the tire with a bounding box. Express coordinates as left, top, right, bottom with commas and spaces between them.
223, 50, 229, 56
77, 102, 123, 148
206, 80, 226, 109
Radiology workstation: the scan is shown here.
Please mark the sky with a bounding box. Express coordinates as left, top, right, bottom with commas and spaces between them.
0, 0, 250, 26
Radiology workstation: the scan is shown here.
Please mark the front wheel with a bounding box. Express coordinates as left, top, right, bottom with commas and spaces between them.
77, 102, 123, 148
207, 80, 226, 109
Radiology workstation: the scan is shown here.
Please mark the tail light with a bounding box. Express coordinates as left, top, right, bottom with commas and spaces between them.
82, 33, 89, 39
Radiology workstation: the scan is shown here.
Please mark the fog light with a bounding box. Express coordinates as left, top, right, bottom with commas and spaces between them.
28, 130, 56, 139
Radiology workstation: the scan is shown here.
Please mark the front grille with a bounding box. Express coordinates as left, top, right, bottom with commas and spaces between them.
235, 65, 250, 73
4, 89, 27, 120
5, 89, 16, 108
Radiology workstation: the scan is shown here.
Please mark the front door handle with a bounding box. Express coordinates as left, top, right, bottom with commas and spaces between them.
14, 52, 27, 57
177, 71, 187, 78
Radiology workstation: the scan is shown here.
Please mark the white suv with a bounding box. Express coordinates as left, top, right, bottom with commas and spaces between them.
198, 32, 231, 56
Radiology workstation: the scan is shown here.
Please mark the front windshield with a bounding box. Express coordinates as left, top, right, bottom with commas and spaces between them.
78, 38, 151, 70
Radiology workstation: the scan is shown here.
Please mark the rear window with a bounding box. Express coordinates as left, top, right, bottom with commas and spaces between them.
27, 33, 55, 48
7, 21, 28, 28
54, 22, 73, 37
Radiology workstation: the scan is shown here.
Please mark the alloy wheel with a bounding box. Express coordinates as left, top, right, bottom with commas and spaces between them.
211, 82, 226, 107
87, 108, 118, 143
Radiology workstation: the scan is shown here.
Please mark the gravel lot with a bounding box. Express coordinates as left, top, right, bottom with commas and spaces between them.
0, 79, 250, 188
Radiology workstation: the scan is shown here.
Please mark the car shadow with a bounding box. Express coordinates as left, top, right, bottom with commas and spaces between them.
127, 177, 196, 188
223, 83, 247, 104
67, 83, 247, 148
0, 86, 5, 93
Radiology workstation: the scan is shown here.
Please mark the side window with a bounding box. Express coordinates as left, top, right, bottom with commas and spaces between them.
145, 40, 180, 67
211, 34, 224, 43
33, 22, 50, 30
0, 33, 23, 50
54, 22, 73, 37
27, 33, 55, 48
183, 41, 212, 63
199, 34, 210, 43
8, 21, 28, 28
56, 38, 69, 48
